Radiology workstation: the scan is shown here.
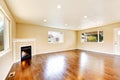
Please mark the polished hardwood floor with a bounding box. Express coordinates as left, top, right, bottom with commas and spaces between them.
6, 50, 120, 80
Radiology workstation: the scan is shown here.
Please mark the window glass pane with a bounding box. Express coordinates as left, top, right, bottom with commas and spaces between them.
0, 11, 4, 51
81, 31, 104, 43
48, 31, 64, 43
86, 31, 98, 42
81, 33, 86, 42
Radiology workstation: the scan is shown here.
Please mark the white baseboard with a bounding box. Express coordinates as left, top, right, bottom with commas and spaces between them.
3, 62, 13, 80
39, 48, 76, 54
78, 48, 120, 55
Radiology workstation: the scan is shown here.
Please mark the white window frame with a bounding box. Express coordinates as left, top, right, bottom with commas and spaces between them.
48, 31, 64, 44
81, 31, 104, 43
0, 7, 10, 57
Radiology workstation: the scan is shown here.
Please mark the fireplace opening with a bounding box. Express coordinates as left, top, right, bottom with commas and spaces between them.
21, 46, 31, 61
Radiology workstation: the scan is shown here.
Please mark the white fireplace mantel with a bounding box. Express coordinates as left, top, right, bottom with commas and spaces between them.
13, 38, 36, 62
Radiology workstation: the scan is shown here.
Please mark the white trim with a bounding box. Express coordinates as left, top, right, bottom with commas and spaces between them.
81, 30, 104, 43
0, 7, 11, 57
13, 38, 36, 62
0, 5, 11, 22
3, 62, 13, 80
39, 48, 76, 54
78, 48, 120, 55
113, 28, 120, 55
0, 49, 11, 57
13, 42, 16, 62
98, 30, 99, 42
14, 59, 20, 63
34, 39, 36, 55
13, 38, 36, 42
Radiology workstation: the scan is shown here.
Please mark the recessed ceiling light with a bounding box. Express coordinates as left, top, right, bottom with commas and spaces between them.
57, 5, 61, 9
43, 19, 47, 22
65, 24, 68, 26
84, 16, 87, 18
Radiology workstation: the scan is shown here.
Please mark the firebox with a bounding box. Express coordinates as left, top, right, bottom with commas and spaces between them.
21, 46, 31, 61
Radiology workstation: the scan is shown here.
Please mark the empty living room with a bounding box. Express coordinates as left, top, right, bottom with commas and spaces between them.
0, 0, 120, 80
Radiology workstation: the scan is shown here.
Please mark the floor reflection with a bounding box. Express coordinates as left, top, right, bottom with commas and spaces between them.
79, 52, 104, 80
44, 55, 66, 80
80, 52, 88, 68
21, 59, 31, 70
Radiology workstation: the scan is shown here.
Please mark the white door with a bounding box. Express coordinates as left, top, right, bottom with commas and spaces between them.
114, 28, 120, 55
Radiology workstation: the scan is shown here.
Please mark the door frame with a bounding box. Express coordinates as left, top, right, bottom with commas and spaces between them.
113, 28, 120, 55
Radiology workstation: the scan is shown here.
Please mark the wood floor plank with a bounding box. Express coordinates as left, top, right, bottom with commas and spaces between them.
5, 50, 120, 80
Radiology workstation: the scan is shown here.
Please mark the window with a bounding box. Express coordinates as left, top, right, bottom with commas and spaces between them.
48, 31, 64, 43
0, 9, 10, 54
81, 31, 103, 43
0, 11, 4, 51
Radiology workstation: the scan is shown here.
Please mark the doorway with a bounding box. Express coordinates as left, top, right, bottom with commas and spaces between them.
114, 28, 120, 55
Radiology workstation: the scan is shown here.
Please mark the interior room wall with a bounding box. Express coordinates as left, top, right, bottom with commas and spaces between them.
0, 0, 16, 80
77, 22, 120, 54
16, 23, 77, 54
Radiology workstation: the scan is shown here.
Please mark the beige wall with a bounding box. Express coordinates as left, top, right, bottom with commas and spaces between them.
16, 24, 77, 54
77, 22, 120, 54
0, 0, 16, 80
16, 22, 120, 55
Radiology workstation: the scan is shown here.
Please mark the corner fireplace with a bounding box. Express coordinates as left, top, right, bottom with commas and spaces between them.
21, 46, 32, 61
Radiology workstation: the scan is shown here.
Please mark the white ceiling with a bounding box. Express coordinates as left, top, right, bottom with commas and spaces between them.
5, 0, 120, 30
